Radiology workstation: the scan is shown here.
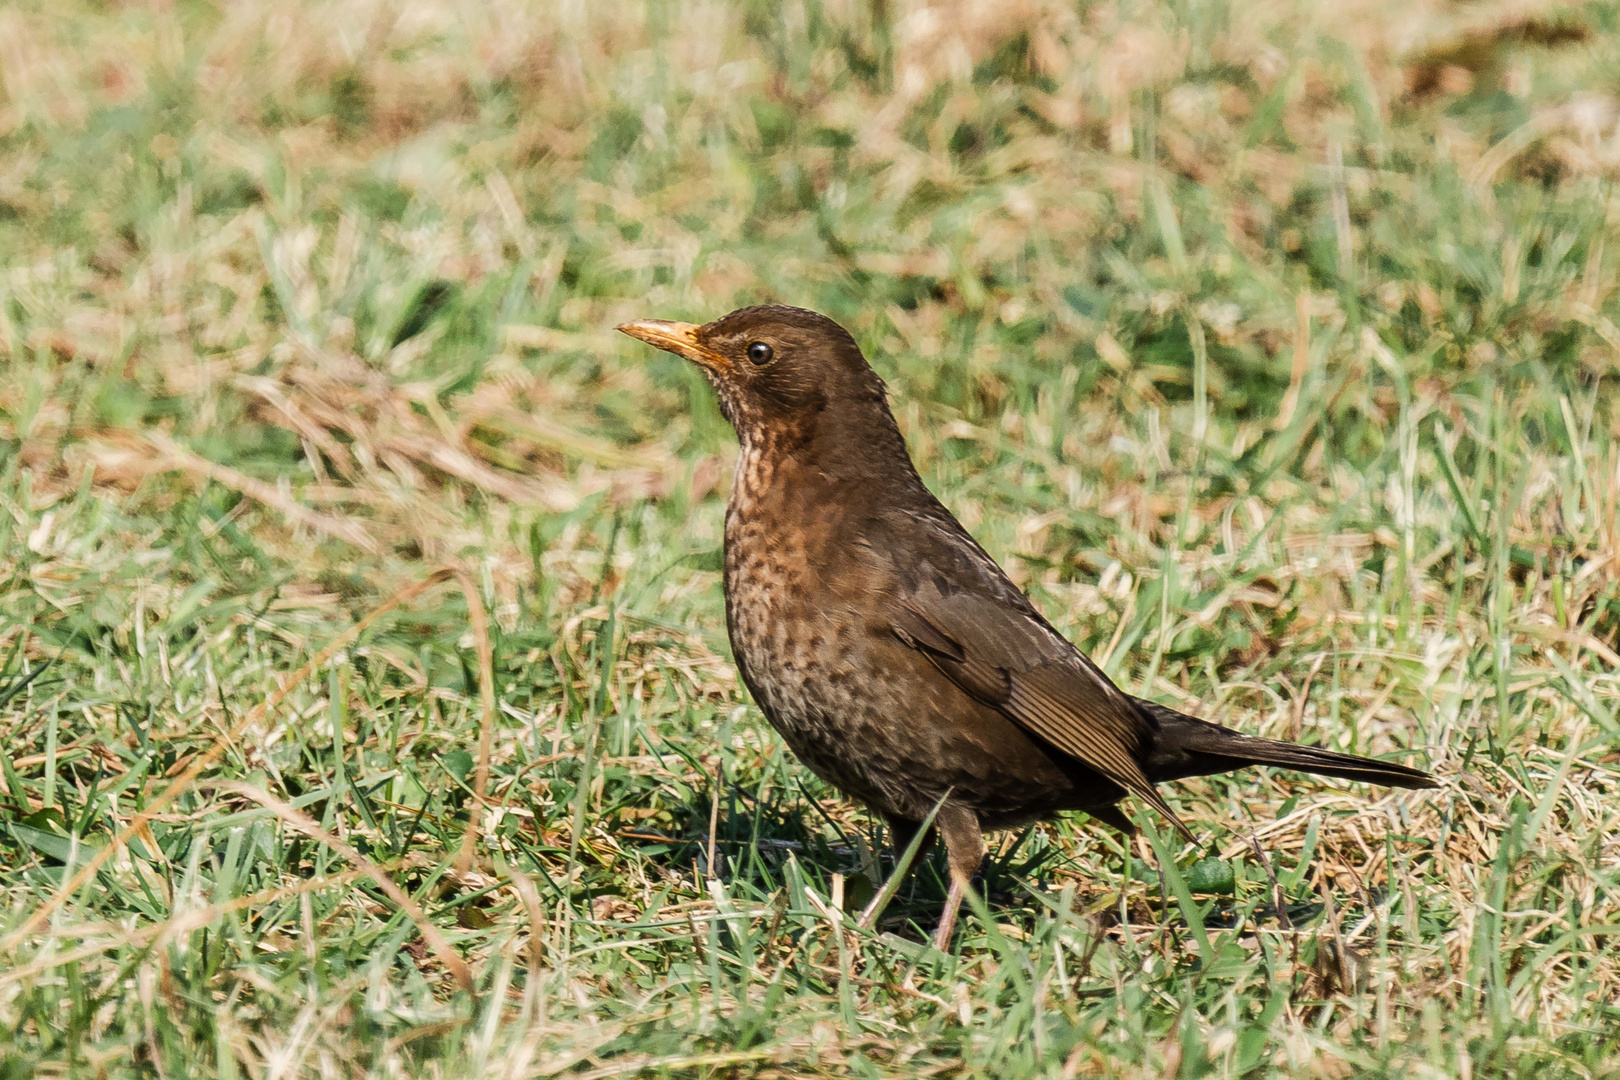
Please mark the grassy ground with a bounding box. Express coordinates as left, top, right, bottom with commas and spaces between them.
2, 0, 1619, 1075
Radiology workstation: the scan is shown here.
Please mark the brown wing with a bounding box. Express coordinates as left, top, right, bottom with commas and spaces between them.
889, 585, 1195, 842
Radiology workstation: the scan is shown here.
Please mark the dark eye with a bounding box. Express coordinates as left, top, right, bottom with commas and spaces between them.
746, 341, 774, 365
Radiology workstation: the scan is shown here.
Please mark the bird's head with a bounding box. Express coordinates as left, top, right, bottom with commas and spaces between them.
617, 305, 889, 446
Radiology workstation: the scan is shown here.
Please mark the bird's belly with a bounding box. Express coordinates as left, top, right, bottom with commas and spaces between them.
725, 557, 1108, 823
726, 585, 892, 802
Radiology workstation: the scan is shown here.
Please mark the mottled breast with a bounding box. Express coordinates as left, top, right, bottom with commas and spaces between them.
721, 439, 899, 806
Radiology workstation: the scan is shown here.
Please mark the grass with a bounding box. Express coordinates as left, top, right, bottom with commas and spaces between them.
1, 0, 1619, 1075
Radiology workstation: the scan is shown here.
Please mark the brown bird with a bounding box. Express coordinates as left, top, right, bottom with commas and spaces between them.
618, 305, 1437, 949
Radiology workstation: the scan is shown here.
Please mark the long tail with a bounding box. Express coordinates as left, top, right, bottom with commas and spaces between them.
1136, 700, 1438, 789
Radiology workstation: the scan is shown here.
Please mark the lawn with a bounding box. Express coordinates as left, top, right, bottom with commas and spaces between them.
1, 0, 1619, 1076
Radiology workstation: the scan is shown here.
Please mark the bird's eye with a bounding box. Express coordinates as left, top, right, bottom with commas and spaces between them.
746, 341, 774, 365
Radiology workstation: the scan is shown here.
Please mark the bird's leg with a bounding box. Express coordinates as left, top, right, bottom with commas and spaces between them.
932, 805, 985, 951
886, 815, 929, 858
856, 816, 935, 930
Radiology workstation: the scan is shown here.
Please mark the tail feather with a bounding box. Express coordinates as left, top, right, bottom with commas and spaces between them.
1136, 700, 1438, 790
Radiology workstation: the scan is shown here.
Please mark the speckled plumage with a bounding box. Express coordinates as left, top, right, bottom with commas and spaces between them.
619, 304, 1437, 946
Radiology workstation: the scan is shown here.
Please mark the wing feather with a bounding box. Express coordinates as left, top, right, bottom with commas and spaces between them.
891, 596, 1194, 841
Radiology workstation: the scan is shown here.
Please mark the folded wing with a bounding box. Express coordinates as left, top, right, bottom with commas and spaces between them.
889, 583, 1196, 841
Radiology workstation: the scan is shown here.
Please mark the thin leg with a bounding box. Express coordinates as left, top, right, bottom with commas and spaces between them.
932, 804, 985, 951
856, 815, 935, 930
886, 816, 931, 860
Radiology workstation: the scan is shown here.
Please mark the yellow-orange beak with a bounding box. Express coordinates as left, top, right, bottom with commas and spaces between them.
616, 319, 725, 371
